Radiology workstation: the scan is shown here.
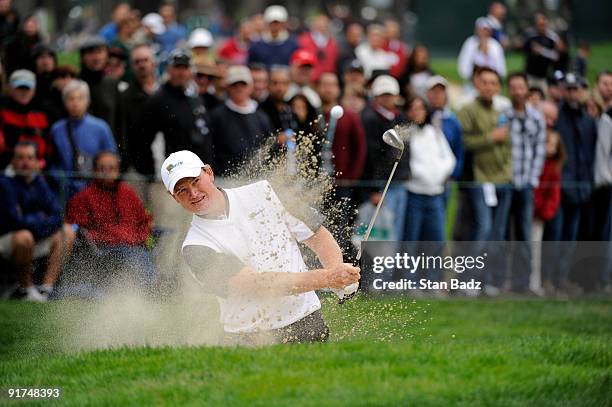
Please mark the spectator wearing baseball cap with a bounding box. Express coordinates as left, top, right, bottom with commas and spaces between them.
105, 47, 128, 81
457, 17, 506, 83
360, 74, 409, 241
208, 65, 272, 176
546, 70, 565, 104
194, 59, 223, 111
248, 5, 299, 68
426, 75, 464, 185
188, 28, 215, 66
343, 59, 366, 89
140, 13, 165, 72
141, 13, 166, 37
285, 49, 321, 109
0, 70, 51, 169
556, 71, 597, 243
298, 14, 339, 81
138, 48, 212, 176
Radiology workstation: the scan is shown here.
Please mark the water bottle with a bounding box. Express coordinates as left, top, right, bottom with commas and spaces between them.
497, 113, 508, 127
286, 133, 297, 176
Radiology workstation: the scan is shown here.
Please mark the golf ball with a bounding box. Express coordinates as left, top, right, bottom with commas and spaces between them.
330, 105, 344, 119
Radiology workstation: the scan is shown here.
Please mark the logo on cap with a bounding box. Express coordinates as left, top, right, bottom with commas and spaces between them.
166, 161, 183, 173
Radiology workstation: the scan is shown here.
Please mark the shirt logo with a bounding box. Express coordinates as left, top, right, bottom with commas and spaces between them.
166, 161, 183, 173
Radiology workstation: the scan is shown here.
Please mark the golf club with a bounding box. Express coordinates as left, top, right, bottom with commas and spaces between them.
336, 126, 406, 303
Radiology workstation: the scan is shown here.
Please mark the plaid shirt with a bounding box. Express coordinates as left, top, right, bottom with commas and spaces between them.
508, 104, 547, 188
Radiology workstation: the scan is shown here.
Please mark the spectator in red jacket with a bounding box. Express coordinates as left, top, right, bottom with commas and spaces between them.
65, 151, 155, 293
298, 14, 339, 81
384, 19, 409, 79
533, 101, 565, 294
218, 19, 252, 65
317, 72, 366, 183
534, 132, 564, 224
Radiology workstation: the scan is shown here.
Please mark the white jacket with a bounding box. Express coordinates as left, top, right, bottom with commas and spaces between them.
457, 35, 506, 81
405, 124, 456, 195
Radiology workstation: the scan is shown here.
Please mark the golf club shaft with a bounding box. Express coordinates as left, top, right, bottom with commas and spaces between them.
356, 160, 400, 261
336, 160, 400, 300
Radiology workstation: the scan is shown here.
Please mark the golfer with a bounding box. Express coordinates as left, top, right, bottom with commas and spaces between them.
161, 150, 360, 344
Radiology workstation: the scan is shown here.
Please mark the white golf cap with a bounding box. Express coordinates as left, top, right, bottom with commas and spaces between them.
475, 16, 493, 30
9, 69, 36, 89
188, 28, 214, 48
142, 13, 166, 35
264, 5, 288, 23
224, 65, 253, 86
426, 75, 449, 90
161, 150, 206, 194
371, 75, 400, 97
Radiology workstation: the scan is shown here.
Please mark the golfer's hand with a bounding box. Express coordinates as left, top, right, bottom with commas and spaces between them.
327, 263, 360, 289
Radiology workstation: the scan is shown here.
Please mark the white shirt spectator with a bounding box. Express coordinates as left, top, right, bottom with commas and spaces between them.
405, 124, 456, 195
355, 43, 399, 79
457, 36, 506, 81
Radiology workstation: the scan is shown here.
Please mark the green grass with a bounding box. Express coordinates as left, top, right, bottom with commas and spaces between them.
1, 296, 610, 406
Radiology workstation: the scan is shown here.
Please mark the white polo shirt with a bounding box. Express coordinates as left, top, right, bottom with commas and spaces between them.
182, 180, 321, 333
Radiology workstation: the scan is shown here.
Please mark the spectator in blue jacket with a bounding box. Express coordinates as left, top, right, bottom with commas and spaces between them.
425, 76, 464, 195
98, 2, 130, 43
248, 5, 299, 68
0, 141, 76, 301
49, 79, 117, 199
157, 3, 187, 54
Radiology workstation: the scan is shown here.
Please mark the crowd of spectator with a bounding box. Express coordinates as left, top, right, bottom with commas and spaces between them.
0, 0, 610, 301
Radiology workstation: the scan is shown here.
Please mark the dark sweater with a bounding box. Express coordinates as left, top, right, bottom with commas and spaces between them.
360, 104, 409, 184
208, 103, 272, 176
556, 102, 597, 205
80, 67, 120, 134
0, 175, 62, 240
138, 82, 212, 173
248, 36, 299, 68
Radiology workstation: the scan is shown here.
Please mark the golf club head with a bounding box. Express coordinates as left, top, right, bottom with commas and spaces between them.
382, 128, 405, 160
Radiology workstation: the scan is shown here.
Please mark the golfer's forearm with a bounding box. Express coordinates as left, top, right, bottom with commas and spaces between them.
303, 226, 343, 269
227, 269, 329, 297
